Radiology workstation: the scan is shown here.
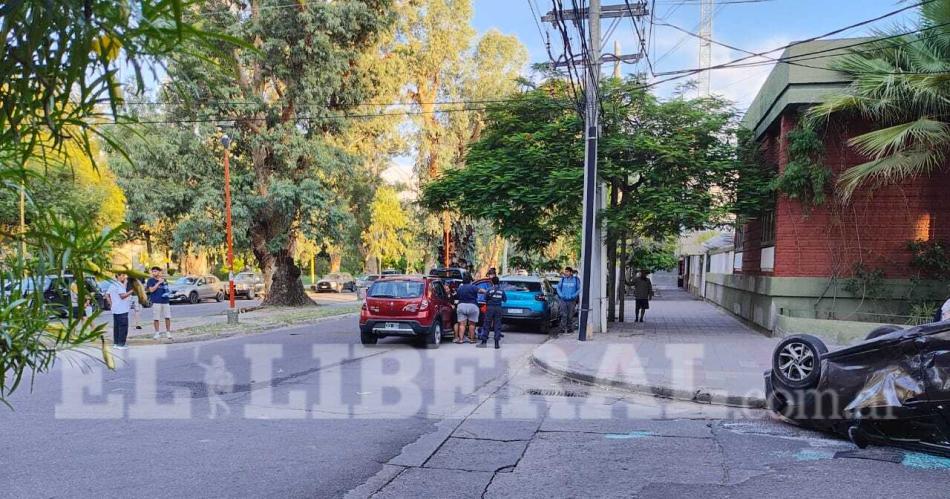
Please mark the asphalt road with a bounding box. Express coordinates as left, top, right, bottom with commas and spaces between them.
105, 290, 358, 321
2, 316, 948, 498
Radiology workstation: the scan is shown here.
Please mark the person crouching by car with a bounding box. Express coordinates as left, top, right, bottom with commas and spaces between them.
454, 275, 480, 344
478, 276, 506, 349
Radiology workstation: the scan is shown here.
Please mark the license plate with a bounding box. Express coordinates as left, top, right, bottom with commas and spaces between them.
385, 322, 400, 329
508, 308, 523, 315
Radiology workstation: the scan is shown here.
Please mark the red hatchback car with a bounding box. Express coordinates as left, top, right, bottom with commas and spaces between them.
359, 276, 455, 348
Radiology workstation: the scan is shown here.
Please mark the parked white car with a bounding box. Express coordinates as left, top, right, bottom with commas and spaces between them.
315, 272, 356, 293
168, 275, 225, 304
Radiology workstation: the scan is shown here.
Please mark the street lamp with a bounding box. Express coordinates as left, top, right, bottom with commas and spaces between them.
222, 134, 238, 324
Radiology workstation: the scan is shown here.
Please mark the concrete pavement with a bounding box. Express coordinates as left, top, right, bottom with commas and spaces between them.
532, 287, 788, 408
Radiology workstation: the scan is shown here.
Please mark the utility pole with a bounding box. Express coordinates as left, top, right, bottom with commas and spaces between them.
699, 0, 714, 95
222, 135, 238, 325
543, 1, 648, 341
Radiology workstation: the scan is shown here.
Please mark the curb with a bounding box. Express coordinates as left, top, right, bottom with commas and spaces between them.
530, 349, 767, 409
125, 311, 360, 346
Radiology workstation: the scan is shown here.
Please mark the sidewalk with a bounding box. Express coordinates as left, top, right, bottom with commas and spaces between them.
532, 287, 784, 408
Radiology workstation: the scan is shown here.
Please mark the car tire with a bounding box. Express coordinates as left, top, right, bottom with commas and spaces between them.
772, 334, 827, 389
247, 289, 255, 300
360, 330, 378, 345
425, 322, 442, 349
215, 291, 223, 302
537, 317, 550, 334
865, 324, 902, 341
189, 291, 200, 304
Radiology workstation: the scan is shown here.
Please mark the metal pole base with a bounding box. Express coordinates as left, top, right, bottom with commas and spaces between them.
226, 309, 239, 325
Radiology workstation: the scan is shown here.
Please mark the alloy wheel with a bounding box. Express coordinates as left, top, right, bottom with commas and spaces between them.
777, 341, 815, 382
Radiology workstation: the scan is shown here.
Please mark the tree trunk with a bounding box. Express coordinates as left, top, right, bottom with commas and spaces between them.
263, 251, 312, 307
252, 224, 314, 307
144, 230, 153, 257
329, 253, 341, 273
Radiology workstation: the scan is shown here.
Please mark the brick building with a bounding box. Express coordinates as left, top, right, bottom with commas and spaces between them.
697, 39, 950, 331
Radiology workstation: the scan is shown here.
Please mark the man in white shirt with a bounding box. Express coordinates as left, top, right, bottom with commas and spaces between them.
107, 273, 135, 349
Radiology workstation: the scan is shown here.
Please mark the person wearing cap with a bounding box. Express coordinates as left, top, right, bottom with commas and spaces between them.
555, 266, 580, 337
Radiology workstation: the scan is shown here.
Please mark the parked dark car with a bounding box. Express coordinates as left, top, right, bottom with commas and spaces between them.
5, 275, 103, 315
359, 276, 455, 348
765, 324, 950, 457
428, 267, 470, 294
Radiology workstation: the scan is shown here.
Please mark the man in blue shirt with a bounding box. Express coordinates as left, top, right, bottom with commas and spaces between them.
146, 266, 173, 340
555, 266, 581, 337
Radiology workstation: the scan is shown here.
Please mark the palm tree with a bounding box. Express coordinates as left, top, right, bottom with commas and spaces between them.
807, 0, 950, 200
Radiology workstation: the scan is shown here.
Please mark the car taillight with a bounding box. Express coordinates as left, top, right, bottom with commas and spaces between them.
535, 293, 546, 301
361, 301, 368, 311
419, 299, 429, 311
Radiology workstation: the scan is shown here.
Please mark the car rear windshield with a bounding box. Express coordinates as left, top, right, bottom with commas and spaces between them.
368, 280, 425, 299
429, 269, 463, 279
501, 281, 542, 292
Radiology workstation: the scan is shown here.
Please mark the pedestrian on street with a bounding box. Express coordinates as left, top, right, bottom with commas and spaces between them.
127, 277, 143, 331
454, 275, 480, 344
478, 276, 506, 349
147, 266, 173, 339
106, 273, 134, 349
555, 266, 580, 337
632, 269, 655, 323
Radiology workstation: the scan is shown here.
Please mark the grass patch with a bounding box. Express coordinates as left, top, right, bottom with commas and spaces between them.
173, 304, 361, 339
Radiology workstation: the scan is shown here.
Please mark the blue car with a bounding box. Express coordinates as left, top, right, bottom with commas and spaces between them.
498, 275, 560, 333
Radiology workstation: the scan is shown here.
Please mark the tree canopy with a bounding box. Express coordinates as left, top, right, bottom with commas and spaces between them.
422, 77, 742, 253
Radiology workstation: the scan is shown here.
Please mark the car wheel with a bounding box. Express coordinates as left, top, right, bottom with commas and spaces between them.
247, 289, 255, 300
215, 291, 224, 302
772, 334, 828, 389
425, 322, 442, 349
360, 330, 378, 345
189, 291, 200, 304
865, 324, 902, 341
537, 317, 550, 334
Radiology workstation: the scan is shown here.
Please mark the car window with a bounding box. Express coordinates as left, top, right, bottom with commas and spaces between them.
431, 281, 446, 300
328, 273, 341, 280
175, 277, 196, 285
368, 280, 424, 299
500, 281, 542, 292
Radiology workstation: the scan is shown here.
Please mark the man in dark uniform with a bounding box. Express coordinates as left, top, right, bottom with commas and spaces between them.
478, 276, 506, 349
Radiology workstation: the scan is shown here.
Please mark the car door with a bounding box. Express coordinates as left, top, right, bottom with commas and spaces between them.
431, 281, 451, 329
204, 276, 219, 298
544, 281, 559, 320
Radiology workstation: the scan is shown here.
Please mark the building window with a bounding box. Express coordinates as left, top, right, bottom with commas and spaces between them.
734, 224, 745, 249
760, 210, 776, 246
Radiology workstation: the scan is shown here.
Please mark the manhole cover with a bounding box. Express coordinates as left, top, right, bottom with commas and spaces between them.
525, 388, 589, 398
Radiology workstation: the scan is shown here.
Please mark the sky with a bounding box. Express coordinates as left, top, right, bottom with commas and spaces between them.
383, 0, 920, 186
470, 0, 919, 107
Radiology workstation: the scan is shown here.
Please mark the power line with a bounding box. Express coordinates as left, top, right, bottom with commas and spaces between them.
650, 0, 940, 78
639, 22, 950, 90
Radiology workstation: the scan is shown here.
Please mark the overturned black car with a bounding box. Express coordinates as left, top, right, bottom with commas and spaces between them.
765, 322, 950, 457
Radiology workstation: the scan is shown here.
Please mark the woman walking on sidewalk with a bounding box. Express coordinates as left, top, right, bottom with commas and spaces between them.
632, 269, 654, 323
